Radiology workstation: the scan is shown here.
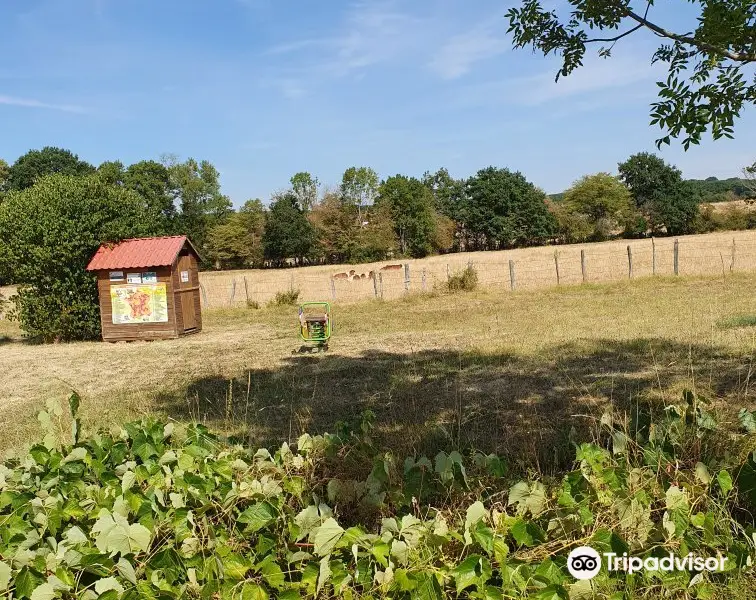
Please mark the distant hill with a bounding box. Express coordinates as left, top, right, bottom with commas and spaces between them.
548, 177, 753, 203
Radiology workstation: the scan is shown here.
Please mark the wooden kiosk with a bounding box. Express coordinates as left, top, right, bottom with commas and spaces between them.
86, 235, 202, 342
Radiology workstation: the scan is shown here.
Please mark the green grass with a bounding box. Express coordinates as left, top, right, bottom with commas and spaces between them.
719, 314, 756, 329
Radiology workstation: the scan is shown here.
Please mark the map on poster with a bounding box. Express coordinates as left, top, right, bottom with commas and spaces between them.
110, 284, 168, 324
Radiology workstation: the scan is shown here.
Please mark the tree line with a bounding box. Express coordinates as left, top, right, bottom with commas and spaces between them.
0, 147, 753, 341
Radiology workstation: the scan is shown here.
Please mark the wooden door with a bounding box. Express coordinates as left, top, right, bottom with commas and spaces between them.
177, 254, 197, 331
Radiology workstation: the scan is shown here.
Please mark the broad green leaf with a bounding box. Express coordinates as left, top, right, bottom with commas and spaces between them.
240, 583, 269, 600
91, 510, 151, 556
237, 502, 276, 532
738, 408, 756, 433
30, 583, 57, 600
451, 555, 482, 593
464, 501, 489, 544
294, 505, 321, 541
121, 471, 135, 493
0, 562, 10, 591
116, 558, 137, 585
313, 518, 344, 556
261, 559, 285, 590
718, 470, 733, 495
695, 462, 711, 485
94, 577, 124, 595
222, 553, 250, 580
317, 557, 331, 596
508, 481, 546, 516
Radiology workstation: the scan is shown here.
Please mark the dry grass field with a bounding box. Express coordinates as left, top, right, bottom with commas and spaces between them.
2, 272, 756, 470
198, 230, 756, 307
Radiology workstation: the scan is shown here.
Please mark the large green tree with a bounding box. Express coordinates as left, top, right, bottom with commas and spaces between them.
163, 156, 232, 254
263, 193, 316, 265
290, 172, 320, 211
0, 158, 10, 194
376, 175, 439, 258
462, 167, 555, 249
341, 166, 379, 224
0, 174, 161, 341
124, 160, 177, 227
205, 199, 265, 269
506, 1, 755, 148
563, 173, 634, 240
618, 153, 698, 234
7, 147, 95, 191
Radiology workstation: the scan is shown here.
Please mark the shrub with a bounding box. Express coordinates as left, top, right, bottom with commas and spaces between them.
246, 299, 261, 310
446, 264, 478, 292
0, 393, 753, 599
269, 288, 300, 306
0, 175, 164, 341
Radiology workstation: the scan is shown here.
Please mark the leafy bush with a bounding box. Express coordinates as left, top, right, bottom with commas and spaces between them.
269, 288, 301, 306
246, 299, 261, 310
446, 265, 479, 292
0, 392, 754, 599
0, 174, 163, 341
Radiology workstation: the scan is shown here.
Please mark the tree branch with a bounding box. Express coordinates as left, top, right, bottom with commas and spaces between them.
585, 1, 650, 45
623, 8, 755, 62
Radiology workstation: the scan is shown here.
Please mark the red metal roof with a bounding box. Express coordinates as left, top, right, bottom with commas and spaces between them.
86, 236, 197, 271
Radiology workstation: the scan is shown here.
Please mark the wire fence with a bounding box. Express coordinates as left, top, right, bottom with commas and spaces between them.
195, 230, 756, 308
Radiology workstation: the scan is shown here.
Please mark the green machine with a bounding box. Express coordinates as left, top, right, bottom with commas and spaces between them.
296, 302, 332, 353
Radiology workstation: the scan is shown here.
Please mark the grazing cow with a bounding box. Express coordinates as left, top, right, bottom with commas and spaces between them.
360, 273, 367, 280
368, 271, 375, 280
332, 272, 349, 280
380, 264, 403, 271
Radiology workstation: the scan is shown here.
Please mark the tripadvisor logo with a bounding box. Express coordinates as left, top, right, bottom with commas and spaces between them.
567, 546, 727, 580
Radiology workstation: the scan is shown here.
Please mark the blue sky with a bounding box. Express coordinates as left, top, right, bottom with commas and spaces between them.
1, 0, 754, 206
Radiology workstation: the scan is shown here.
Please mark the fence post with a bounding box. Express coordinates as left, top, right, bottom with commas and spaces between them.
731, 238, 736, 272
673, 239, 679, 275
243, 276, 249, 303
200, 283, 208, 308
509, 260, 516, 291
229, 278, 236, 306
422, 268, 427, 291
652, 237, 656, 276
627, 245, 633, 279
379, 272, 384, 299
404, 264, 410, 293
581, 249, 587, 283
554, 250, 560, 285
446, 264, 450, 281
330, 277, 336, 301
373, 272, 378, 298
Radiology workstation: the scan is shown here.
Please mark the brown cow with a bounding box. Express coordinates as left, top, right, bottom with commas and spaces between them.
332, 273, 349, 279
380, 264, 403, 271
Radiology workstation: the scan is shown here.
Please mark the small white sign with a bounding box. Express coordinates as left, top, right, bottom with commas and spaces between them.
180, 271, 190, 283
127, 273, 142, 284
142, 271, 157, 283
109, 271, 124, 281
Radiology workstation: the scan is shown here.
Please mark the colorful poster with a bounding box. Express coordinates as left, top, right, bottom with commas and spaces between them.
110, 284, 168, 324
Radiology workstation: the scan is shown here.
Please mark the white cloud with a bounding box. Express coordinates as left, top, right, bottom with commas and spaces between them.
0, 94, 86, 113
429, 19, 509, 80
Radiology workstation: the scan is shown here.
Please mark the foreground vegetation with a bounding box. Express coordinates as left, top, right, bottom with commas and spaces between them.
0, 390, 753, 599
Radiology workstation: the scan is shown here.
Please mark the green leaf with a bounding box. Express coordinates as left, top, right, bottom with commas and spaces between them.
294, 505, 321, 541
260, 559, 285, 590
222, 553, 251, 580
718, 470, 733, 495
312, 518, 344, 556
240, 583, 269, 600
451, 555, 482, 594
30, 583, 57, 600
15, 568, 45, 598
94, 577, 124, 595
464, 501, 489, 544
738, 408, 756, 433
237, 502, 276, 532
508, 481, 547, 516
695, 462, 711, 485
91, 510, 151, 556
0, 562, 11, 591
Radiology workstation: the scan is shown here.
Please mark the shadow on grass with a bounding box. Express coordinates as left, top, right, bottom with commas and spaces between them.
154, 338, 755, 474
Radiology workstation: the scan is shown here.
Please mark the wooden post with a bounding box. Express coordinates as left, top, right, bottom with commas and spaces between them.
509, 260, 516, 291
652, 237, 656, 276
200, 283, 208, 308
731, 238, 736, 273
330, 277, 336, 301
422, 268, 427, 291
379, 273, 384, 299
373, 273, 378, 298
404, 264, 410, 293
673, 239, 679, 275
580, 249, 587, 283
554, 250, 560, 285
243, 276, 249, 303
229, 278, 236, 305
627, 245, 633, 279
446, 264, 450, 281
